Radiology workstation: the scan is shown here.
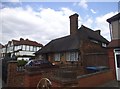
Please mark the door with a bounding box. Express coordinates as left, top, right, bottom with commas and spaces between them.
114, 49, 120, 81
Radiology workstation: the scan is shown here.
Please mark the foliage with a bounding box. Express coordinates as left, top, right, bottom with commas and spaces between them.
17, 59, 27, 66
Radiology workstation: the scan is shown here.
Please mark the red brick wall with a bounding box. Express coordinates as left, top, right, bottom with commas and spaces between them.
24, 72, 42, 87
23, 69, 115, 87
7, 61, 24, 87
107, 48, 116, 79
78, 70, 115, 87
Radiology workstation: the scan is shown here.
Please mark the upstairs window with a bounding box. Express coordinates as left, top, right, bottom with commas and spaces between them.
29, 46, 33, 51
102, 43, 107, 47
26, 45, 29, 51
33, 46, 37, 51
22, 45, 26, 50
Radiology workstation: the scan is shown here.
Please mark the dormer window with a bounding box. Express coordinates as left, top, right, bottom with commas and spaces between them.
102, 43, 107, 47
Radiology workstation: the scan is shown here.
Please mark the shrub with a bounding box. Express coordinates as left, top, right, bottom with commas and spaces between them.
17, 59, 27, 67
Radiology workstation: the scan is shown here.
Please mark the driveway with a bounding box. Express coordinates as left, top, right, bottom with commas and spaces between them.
99, 80, 120, 87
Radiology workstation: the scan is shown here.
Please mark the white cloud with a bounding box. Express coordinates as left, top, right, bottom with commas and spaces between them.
90, 9, 97, 14
82, 17, 93, 28
78, 0, 88, 9
1, 6, 77, 45
94, 12, 118, 41
1, 4, 118, 46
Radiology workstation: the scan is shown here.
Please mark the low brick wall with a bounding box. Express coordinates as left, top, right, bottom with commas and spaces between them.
23, 67, 115, 87
77, 69, 115, 87
24, 67, 57, 87
24, 71, 43, 87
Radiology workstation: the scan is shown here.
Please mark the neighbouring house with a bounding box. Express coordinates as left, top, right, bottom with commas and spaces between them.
1, 38, 43, 60
0, 43, 3, 58
107, 12, 120, 81
35, 13, 109, 67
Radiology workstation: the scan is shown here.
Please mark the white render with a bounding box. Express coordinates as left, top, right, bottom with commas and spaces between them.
1, 38, 42, 60
110, 20, 120, 40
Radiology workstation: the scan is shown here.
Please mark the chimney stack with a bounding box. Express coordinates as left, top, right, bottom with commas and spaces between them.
69, 13, 79, 35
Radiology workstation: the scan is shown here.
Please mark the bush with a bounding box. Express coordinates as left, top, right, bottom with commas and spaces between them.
17, 59, 27, 66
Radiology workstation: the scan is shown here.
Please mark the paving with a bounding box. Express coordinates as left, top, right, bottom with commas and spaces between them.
99, 80, 120, 87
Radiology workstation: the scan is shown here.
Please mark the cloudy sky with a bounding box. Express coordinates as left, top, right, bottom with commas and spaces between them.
0, 0, 119, 45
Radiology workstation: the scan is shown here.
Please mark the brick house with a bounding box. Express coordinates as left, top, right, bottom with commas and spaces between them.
35, 13, 109, 67
2, 38, 43, 60
6, 13, 117, 88
107, 12, 120, 81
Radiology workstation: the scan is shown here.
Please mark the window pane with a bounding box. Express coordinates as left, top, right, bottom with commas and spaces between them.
33, 47, 37, 51
66, 52, 78, 61
30, 46, 33, 51
66, 52, 70, 61
22, 45, 26, 50
26, 45, 29, 51
54, 53, 60, 61
117, 55, 120, 68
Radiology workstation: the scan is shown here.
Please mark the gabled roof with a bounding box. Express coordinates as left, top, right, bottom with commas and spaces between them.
8, 38, 43, 47
108, 39, 120, 48
79, 25, 109, 43
107, 13, 120, 23
36, 25, 109, 54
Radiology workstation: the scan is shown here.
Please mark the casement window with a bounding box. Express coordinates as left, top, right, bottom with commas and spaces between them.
66, 52, 78, 61
29, 46, 33, 51
26, 45, 29, 51
54, 53, 60, 61
33, 46, 37, 51
22, 45, 26, 50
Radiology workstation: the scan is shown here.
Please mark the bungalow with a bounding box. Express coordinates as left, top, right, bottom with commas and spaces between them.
107, 12, 120, 81
35, 13, 109, 67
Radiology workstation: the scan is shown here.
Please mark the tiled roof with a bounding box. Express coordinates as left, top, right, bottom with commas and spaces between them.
35, 25, 109, 54
107, 39, 120, 48
107, 13, 120, 23
9, 38, 43, 47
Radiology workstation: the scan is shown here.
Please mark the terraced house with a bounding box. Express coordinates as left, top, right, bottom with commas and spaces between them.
35, 13, 109, 67
2, 38, 43, 60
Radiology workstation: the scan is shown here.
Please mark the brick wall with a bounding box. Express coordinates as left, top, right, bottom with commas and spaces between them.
107, 48, 116, 79
23, 69, 115, 87
78, 70, 115, 87
24, 72, 42, 87
7, 61, 24, 87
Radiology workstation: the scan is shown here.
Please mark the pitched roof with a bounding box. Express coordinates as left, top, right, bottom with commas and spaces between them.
79, 25, 109, 43
36, 25, 109, 54
8, 38, 43, 47
107, 39, 120, 48
107, 13, 120, 23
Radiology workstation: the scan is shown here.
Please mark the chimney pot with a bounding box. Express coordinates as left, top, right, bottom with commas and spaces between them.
20, 38, 24, 40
